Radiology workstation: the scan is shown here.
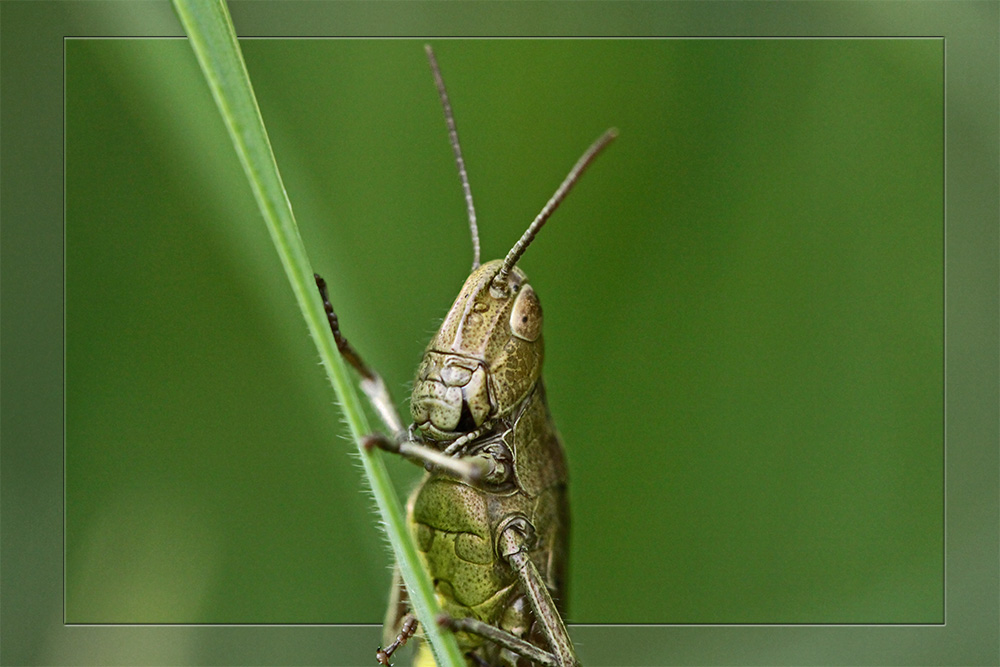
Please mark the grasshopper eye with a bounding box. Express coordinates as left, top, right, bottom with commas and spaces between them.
510, 285, 542, 342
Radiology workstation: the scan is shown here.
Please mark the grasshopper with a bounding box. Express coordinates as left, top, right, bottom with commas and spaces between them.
315, 46, 615, 667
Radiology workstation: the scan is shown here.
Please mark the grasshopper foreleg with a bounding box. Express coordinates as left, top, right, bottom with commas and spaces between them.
363, 432, 490, 482
315, 274, 406, 436
315, 273, 491, 483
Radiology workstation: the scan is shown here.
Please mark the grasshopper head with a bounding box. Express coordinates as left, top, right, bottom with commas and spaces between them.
410, 56, 614, 444
410, 259, 543, 443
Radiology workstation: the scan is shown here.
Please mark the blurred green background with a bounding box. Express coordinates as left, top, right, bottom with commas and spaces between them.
65, 38, 943, 629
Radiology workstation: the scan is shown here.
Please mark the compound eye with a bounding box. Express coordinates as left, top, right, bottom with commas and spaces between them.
509, 285, 542, 342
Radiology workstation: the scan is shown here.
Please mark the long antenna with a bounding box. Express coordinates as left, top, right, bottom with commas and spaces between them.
425, 44, 481, 271
494, 127, 618, 288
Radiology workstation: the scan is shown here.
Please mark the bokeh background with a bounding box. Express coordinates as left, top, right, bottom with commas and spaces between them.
6, 1, 996, 665
65, 37, 943, 627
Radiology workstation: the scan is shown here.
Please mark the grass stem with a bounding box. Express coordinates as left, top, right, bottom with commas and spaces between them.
170, 2, 463, 664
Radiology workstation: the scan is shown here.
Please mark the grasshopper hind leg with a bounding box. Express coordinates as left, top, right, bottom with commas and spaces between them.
439, 615, 559, 667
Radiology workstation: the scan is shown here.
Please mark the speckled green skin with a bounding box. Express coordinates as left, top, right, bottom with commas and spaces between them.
399, 260, 570, 663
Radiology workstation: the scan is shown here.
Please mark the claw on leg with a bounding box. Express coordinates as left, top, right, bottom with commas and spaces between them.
376, 614, 418, 666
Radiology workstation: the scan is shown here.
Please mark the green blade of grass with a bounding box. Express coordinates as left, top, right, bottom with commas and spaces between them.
170, 2, 464, 664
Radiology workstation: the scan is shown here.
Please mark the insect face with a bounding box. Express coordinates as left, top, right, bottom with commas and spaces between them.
410, 259, 544, 443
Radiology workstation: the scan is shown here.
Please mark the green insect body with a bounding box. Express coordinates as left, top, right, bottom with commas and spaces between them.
404, 260, 570, 664
314, 46, 615, 667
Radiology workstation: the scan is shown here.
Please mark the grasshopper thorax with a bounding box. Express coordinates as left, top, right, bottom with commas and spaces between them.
410, 259, 544, 443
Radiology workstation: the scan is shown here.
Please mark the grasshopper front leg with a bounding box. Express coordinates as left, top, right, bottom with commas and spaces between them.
315, 274, 489, 483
